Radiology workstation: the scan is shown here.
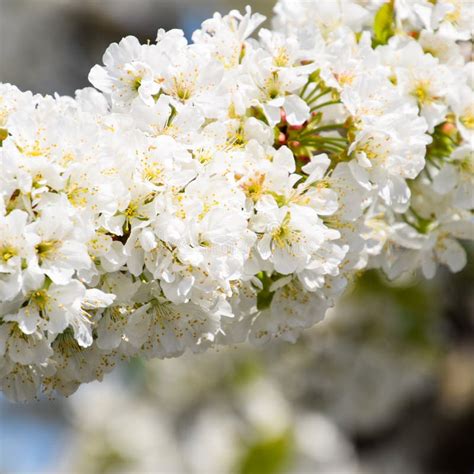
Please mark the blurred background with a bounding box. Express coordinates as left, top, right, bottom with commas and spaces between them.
0, 1, 473, 473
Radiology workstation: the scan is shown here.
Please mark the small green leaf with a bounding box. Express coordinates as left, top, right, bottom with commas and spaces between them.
256, 272, 275, 311
373, 0, 395, 47
237, 432, 293, 474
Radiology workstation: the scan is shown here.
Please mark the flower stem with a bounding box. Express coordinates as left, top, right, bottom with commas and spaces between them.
305, 89, 331, 105
310, 100, 341, 111
312, 123, 346, 132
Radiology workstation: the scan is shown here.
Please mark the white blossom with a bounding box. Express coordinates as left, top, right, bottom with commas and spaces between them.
0, 0, 472, 400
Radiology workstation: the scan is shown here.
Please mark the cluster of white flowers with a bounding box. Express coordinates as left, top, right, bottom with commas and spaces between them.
1, 0, 472, 401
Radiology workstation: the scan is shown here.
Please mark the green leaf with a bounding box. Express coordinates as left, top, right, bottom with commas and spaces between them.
237, 432, 293, 474
256, 272, 275, 311
373, 0, 395, 47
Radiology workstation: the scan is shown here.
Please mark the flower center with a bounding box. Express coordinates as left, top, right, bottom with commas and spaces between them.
413, 81, 434, 106
460, 113, 474, 130
1, 245, 17, 262
30, 289, 49, 310
35, 240, 61, 263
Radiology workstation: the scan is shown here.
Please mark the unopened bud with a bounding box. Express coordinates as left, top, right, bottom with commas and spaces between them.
289, 124, 304, 131
441, 122, 456, 134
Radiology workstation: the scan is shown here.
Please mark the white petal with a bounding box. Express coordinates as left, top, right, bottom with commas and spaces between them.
283, 95, 310, 125
432, 164, 457, 195
437, 238, 467, 273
